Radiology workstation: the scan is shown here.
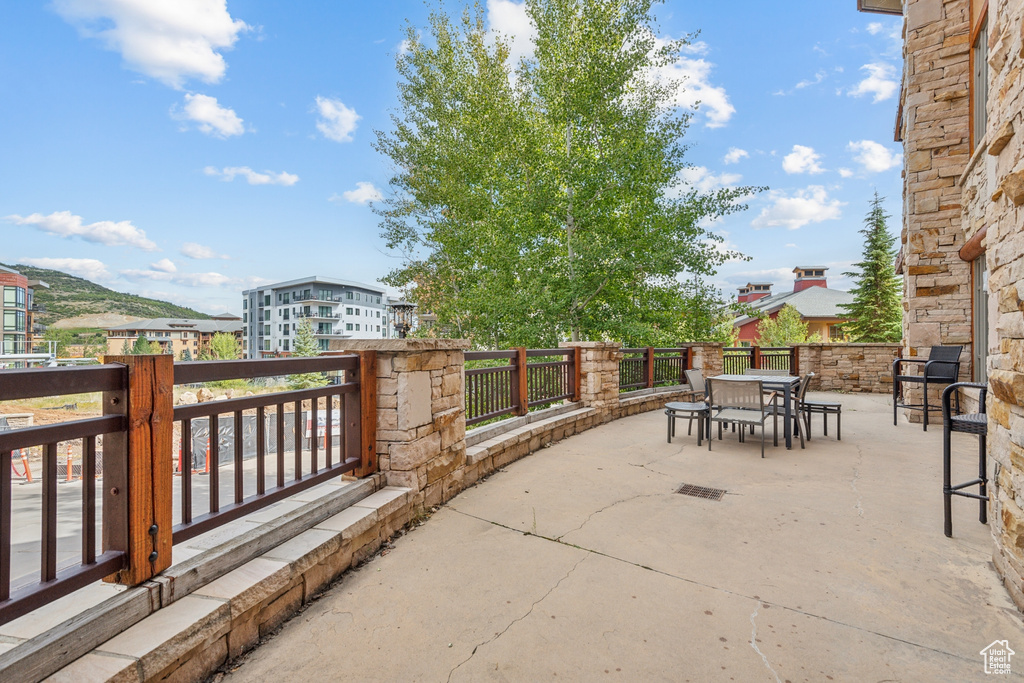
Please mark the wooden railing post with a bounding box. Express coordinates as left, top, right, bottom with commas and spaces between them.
355, 350, 378, 477
645, 347, 655, 388
102, 354, 173, 586
752, 346, 762, 370
685, 346, 694, 370
571, 346, 582, 402
790, 347, 799, 377
514, 347, 528, 416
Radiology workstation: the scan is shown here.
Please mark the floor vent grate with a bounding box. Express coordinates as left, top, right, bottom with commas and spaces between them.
675, 483, 727, 501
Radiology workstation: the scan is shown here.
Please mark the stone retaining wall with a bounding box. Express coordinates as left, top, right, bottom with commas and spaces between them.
795, 343, 902, 394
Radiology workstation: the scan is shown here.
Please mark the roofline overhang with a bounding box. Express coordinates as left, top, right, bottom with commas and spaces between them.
857, 0, 902, 15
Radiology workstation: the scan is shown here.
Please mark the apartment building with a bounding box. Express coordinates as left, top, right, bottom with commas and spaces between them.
105, 315, 242, 358
732, 267, 854, 344
241, 277, 391, 358
1, 264, 48, 357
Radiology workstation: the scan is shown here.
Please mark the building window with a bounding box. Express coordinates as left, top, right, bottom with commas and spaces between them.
376, 325, 380, 332
355, 308, 360, 316
376, 311, 380, 318
283, 326, 289, 336
346, 292, 353, 300
346, 323, 353, 331
376, 296, 381, 304
355, 324, 360, 331
242, 313, 247, 323
355, 293, 361, 301
972, 14, 988, 149
318, 339, 329, 351
973, 254, 989, 382
243, 299, 247, 310
346, 307, 353, 315
283, 309, 289, 320
283, 340, 289, 352
283, 293, 289, 304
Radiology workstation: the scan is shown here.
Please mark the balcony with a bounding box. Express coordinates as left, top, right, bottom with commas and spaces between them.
293, 294, 342, 303
296, 311, 341, 320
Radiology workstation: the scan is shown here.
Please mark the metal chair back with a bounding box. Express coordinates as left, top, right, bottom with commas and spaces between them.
708, 378, 765, 414
745, 368, 790, 377
684, 369, 705, 398
926, 345, 963, 382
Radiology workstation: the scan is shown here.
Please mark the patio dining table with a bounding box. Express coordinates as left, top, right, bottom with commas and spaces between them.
710, 374, 802, 449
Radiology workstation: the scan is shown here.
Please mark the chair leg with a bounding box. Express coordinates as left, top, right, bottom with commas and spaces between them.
687, 414, 694, 436
667, 413, 672, 444
773, 411, 778, 448
893, 377, 898, 426
836, 409, 841, 441
923, 379, 929, 431
761, 422, 765, 458
823, 411, 828, 436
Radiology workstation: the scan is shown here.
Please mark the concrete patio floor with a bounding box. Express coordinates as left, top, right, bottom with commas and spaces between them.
221, 392, 1024, 682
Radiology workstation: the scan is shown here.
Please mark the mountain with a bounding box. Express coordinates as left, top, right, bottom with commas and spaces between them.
4, 263, 209, 327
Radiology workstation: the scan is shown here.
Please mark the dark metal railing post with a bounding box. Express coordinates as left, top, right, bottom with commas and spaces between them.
572, 347, 582, 402
102, 354, 173, 586
513, 348, 528, 416
355, 350, 378, 477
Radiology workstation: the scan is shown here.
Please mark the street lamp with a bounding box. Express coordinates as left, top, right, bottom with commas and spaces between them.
388, 300, 417, 339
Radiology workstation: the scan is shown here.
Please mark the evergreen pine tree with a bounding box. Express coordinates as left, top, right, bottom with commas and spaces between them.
180, 348, 193, 361
120, 339, 133, 355
132, 336, 153, 354
288, 319, 328, 390
840, 193, 903, 342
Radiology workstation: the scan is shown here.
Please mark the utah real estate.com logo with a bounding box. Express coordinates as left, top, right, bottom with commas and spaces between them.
981, 640, 1014, 675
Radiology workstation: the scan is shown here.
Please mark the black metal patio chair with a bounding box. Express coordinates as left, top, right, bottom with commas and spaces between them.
941, 382, 988, 538
665, 369, 710, 445
892, 345, 962, 431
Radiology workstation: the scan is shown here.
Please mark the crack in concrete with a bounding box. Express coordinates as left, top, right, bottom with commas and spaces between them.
449, 508, 988, 668
749, 601, 782, 683
555, 493, 663, 542
446, 555, 588, 683
851, 443, 865, 518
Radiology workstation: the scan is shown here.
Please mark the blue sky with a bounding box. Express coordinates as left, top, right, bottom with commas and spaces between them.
1, 1, 904, 316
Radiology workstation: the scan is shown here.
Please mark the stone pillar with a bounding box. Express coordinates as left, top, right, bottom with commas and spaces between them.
559, 342, 621, 421
899, 0, 974, 421
329, 339, 469, 510
687, 343, 724, 378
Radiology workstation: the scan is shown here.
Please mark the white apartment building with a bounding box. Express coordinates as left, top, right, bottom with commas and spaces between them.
241, 277, 392, 358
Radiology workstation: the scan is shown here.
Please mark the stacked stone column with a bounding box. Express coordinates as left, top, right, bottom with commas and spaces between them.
559, 341, 621, 420
329, 339, 468, 510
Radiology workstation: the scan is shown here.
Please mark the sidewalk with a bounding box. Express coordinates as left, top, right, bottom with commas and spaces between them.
222, 392, 1024, 681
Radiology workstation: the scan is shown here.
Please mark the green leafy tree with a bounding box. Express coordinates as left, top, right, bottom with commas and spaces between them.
132, 336, 153, 354
840, 194, 903, 342
375, 0, 757, 348
43, 328, 73, 356
179, 348, 193, 361
209, 332, 240, 360
288, 319, 328, 390
756, 305, 820, 347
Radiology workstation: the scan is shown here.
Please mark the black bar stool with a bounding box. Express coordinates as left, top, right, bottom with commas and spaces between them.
941, 382, 988, 538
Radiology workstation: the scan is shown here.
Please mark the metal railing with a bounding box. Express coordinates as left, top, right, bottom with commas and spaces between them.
0, 366, 128, 625
723, 346, 796, 375
0, 352, 377, 626
619, 348, 691, 392
171, 354, 374, 544
464, 348, 579, 426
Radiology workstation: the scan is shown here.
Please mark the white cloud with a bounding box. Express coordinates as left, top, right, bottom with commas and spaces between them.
848, 62, 899, 103
867, 22, 884, 35
174, 93, 245, 137
795, 70, 827, 89
204, 166, 299, 186
751, 186, 844, 230
486, 0, 534, 68
838, 167, 854, 178
53, 0, 249, 89
6, 210, 157, 250
848, 139, 902, 172
331, 181, 384, 205
650, 36, 735, 128
150, 258, 177, 273
181, 242, 229, 260
782, 145, 825, 174
673, 166, 742, 195
785, 243, 798, 248
18, 257, 112, 282
723, 147, 749, 164
314, 96, 360, 143
120, 268, 233, 287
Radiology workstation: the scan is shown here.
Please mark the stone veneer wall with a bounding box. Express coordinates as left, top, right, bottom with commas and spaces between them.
795, 344, 902, 393
900, 0, 974, 419
955, 0, 1024, 610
